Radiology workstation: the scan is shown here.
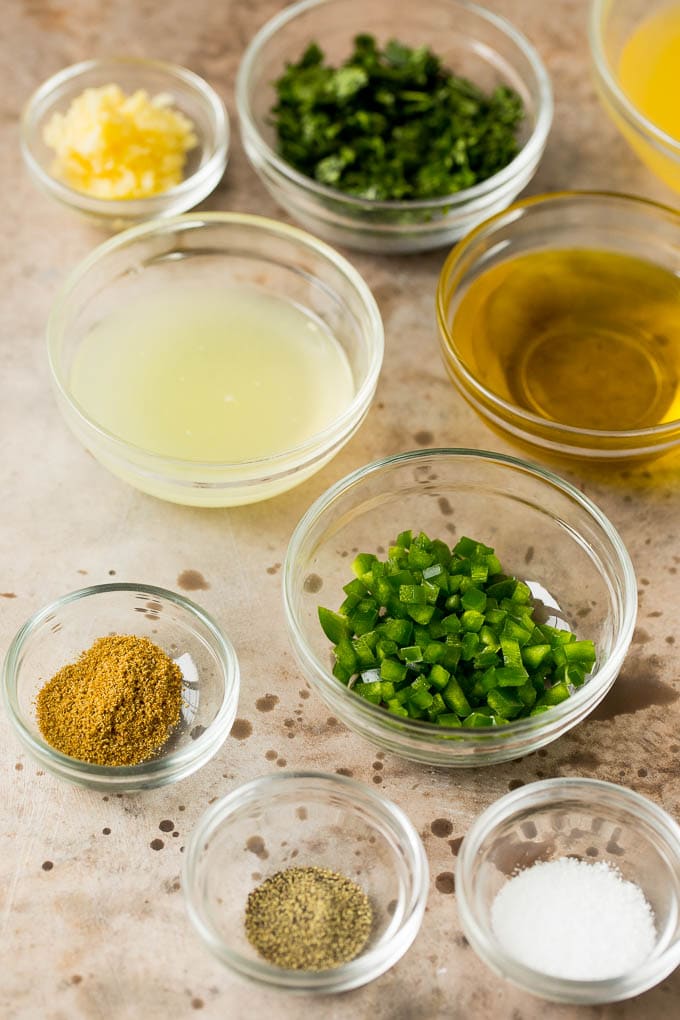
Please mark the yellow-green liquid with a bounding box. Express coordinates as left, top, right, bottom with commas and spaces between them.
71, 285, 355, 462
450, 249, 680, 431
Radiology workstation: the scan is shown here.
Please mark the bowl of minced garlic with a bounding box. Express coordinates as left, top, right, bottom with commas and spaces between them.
21, 57, 229, 228
1, 583, 240, 791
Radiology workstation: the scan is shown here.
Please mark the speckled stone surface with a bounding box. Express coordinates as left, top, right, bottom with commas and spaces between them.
2, 2, 680, 1018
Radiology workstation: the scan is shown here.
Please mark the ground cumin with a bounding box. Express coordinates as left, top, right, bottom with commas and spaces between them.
36, 634, 183, 766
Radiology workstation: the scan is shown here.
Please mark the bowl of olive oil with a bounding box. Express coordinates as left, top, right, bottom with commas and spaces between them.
436, 191, 680, 462
47, 213, 383, 505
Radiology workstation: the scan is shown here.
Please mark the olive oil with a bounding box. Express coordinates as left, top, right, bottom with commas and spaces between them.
71, 285, 355, 462
450, 249, 680, 431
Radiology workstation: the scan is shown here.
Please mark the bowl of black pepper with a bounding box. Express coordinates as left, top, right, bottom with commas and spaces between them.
236, 0, 552, 253
1, 583, 240, 792
182, 771, 428, 992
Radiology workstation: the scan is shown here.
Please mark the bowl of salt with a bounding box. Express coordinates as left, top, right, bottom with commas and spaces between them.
456, 777, 680, 1004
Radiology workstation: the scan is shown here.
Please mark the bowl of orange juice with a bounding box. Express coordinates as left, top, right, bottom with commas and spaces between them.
590, 0, 680, 192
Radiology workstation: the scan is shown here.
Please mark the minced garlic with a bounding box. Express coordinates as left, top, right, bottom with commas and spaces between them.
43, 83, 198, 200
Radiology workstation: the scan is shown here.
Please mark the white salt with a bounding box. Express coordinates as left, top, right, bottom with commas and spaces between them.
491, 857, 656, 981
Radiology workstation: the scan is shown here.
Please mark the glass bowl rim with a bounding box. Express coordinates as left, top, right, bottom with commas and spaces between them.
181, 769, 429, 989
236, 0, 553, 212
1, 581, 240, 779
436, 189, 680, 442
456, 776, 680, 999
20, 56, 230, 216
589, 0, 680, 158
46, 211, 384, 472
282, 446, 638, 744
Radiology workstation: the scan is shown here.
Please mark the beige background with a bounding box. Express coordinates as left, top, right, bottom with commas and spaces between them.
2, 1, 679, 1017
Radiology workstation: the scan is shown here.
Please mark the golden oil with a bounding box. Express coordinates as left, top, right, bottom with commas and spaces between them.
449, 249, 680, 431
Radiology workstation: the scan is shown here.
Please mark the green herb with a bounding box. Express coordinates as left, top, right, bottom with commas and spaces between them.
271, 35, 524, 201
244, 866, 373, 970
318, 532, 597, 727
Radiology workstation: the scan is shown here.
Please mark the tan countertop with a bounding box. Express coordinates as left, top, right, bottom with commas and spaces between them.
2, 1, 679, 1018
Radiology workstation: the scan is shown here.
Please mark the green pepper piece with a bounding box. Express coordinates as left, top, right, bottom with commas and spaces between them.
409, 688, 434, 710
563, 640, 596, 666
521, 643, 551, 670
385, 701, 409, 717
487, 688, 523, 719
517, 681, 537, 708
379, 680, 396, 700
429, 692, 447, 716
399, 584, 429, 604
334, 635, 358, 674
343, 578, 368, 597
461, 632, 480, 660
423, 641, 446, 664
354, 681, 382, 703
461, 587, 487, 613
353, 636, 378, 669
332, 659, 353, 684
437, 712, 462, 727
399, 645, 423, 663
352, 552, 376, 579
463, 711, 495, 728
376, 638, 398, 661
407, 604, 436, 625
409, 675, 431, 694
535, 681, 570, 707
474, 648, 499, 669
408, 546, 434, 570
429, 663, 451, 690
380, 658, 408, 684
379, 617, 413, 644
461, 610, 485, 633
348, 599, 379, 636
318, 606, 350, 643
442, 677, 472, 717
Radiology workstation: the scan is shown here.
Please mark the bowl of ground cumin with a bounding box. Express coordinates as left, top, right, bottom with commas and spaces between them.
2, 582, 239, 791
182, 771, 428, 993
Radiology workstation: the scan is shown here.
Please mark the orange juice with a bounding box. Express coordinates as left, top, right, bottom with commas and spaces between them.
617, 4, 680, 189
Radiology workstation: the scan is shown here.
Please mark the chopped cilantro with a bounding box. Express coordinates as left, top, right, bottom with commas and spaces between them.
271, 34, 524, 201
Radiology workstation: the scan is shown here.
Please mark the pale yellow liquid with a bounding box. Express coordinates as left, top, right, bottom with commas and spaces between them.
71, 285, 355, 462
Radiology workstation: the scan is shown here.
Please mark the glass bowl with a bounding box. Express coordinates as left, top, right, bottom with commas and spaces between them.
182, 771, 428, 993
1, 583, 239, 792
436, 191, 680, 462
283, 449, 637, 767
236, 0, 552, 253
47, 212, 383, 506
590, 0, 680, 193
21, 57, 229, 229
457, 778, 680, 1003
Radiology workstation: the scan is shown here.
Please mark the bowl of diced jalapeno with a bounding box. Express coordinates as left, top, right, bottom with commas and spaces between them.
283, 449, 637, 766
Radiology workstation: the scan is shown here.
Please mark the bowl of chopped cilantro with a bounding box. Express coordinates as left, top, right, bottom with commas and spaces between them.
283, 450, 636, 766
236, 0, 552, 252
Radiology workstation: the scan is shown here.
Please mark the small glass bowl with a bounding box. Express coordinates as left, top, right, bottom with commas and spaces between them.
47, 212, 383, 506
182, 771, 428, 993
21, 57, 229, 229
436, 191, 680, 462
283, 449, 637, 767
457, 778, 680, 1004
1, 583, 239, 792
236, 0, 552, 253
590, 0, 680, 193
